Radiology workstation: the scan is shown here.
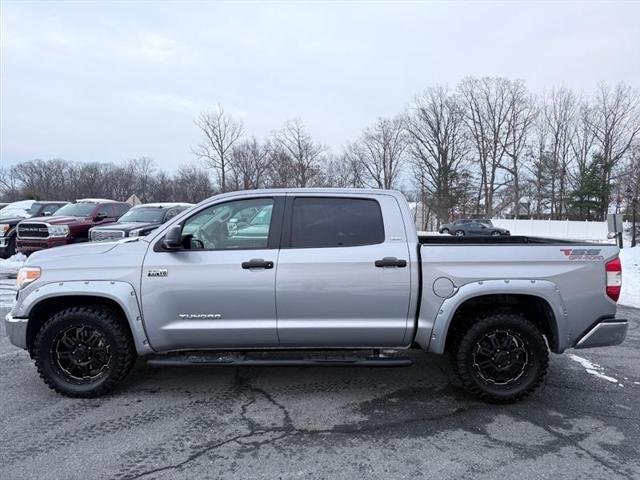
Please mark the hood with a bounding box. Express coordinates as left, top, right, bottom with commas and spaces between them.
0, 216, 30, 225
28, 236, 144, 263
27, 215, 88, 225
24, 237, 149, 282
92, 221, 158, 232
28, 239, 121, 263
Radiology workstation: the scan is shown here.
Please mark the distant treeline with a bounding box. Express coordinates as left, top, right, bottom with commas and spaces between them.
0, 158, 212, 204
1, 77, 639, 225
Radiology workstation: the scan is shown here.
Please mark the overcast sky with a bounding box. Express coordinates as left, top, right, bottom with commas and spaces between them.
1, 1, 639, 170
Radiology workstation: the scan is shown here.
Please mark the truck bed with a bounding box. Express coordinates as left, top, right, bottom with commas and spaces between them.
418, 235, 605, 246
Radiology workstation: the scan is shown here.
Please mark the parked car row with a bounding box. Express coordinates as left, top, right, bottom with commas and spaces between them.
1, 203, 514, 258
438, 218, 510, 237
0, 199, 192, 257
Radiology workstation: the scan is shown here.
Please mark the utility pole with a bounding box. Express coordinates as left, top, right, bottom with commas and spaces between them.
633, 196, 637, 248
627, 186, 637, 248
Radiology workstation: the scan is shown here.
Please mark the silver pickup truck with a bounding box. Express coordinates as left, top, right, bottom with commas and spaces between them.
4, 189, 628, 403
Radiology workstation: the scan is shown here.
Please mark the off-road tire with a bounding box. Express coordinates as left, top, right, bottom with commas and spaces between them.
33, 306, 136, 397
454, 313, 548, 403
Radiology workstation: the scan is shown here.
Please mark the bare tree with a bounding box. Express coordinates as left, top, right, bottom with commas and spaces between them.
544, 87, 577, 218
122, 157, 156, 202
172, 165, 214, 203
589, 82, 640, 217
346, 116, 407, 189
228, 137, 272, 190
147, 170, 174, 202
192, 105, 244, 192
501, 80, 536, 217
323, 153, 364, 188
570, 100, 597, 182
274, 118, 326, 187
0, 167, 22, 201
406, 86, 468, 224
458, 77, 512, 216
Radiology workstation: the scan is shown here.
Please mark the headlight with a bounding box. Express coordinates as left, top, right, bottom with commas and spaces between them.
16, 266, 41, 289
48, 225, 70, 238
129, 229, 143, 237
0, 224, 9, 237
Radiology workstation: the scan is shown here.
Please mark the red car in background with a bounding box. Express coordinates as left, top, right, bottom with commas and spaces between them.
16, 199, 130, 255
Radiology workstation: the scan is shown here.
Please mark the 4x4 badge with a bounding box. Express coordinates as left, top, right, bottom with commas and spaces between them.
147, 269, 168, 277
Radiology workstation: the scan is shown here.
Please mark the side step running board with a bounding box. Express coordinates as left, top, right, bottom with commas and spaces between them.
147, 352, 412, 368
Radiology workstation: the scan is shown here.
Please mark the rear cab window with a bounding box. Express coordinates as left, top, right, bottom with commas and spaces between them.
290, 197, 384, 248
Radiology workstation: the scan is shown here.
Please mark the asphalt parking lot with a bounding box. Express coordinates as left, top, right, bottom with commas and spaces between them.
0, 284, 638, 480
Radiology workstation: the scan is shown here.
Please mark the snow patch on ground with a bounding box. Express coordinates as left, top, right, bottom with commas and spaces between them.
0, 278, 17, 309
619, 246, 640, 308
568, 353, 620, 384
0, 253, 26, 277
0, 254, 25, 311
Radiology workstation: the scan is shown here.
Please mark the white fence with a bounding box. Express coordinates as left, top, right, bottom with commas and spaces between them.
491, 218, 609, 241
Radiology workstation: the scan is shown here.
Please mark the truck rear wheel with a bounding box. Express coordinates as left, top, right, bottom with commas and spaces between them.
33, 306, 136, 397
454, 313, 548, 403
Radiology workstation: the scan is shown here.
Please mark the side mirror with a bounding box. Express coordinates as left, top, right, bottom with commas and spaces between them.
43, 211, 53, 216
94, 212, 107, 221
162, 225, 183, 250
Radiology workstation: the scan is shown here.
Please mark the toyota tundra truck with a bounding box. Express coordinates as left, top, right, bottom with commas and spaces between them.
4, 189, 627, 403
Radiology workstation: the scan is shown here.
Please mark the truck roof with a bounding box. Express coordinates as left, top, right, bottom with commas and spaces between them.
203, 188, 406, 202
132, 202, 193, 209
75, 198, 120, 203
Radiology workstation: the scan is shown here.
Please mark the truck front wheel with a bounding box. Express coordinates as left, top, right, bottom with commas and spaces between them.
33, 306, 136, 397
454, 313, 548, 403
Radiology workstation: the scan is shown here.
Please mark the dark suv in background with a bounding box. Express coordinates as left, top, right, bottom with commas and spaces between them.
89, 203, 192, 241
16, 199, 130, 254
0, 201, 68, 258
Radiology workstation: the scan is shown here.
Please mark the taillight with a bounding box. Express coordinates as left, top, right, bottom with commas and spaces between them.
605, 257, 622, 302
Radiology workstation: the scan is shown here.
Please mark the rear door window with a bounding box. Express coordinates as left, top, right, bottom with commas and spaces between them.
290, 197, 384, 248
47, 204, 65, 215
95, 204, 115, 218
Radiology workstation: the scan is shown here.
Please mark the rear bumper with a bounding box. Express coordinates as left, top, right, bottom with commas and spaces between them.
574, 319, 628, 349
4, 313, 28, 350
16, 237, 73, 254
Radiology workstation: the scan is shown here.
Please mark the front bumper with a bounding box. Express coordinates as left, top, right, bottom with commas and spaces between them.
575, 319, 628, 349
4, 313, 28, 350
16, 237, 72, 254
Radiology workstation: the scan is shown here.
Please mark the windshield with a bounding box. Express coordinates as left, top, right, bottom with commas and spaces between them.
55, 203, 96, 217
119, 207, 165, 223
249, 205, 273, 226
